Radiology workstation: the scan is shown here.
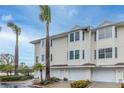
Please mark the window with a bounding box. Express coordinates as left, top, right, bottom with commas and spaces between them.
67, 52, 68, 60
98, 47, 112, 59
69, 51, 74, 60
75, 32, 80, 41
94, 32, 96, 41
115, 27, 117, 38
106, 48, 112, 58
99, 49, 105, 59
94, 50, 96, 59
82, 50, 85, 59
70, 33, 74, 42
98, 27, 112, 40
36, 56, 38, 63
51, 54, 52, 61
42, 40, 44, 47
82, 31, 85, 40
51, 40, 52, 47
75, 50, 80, 59
115, 47, 117, 58
41, 55, 45, 61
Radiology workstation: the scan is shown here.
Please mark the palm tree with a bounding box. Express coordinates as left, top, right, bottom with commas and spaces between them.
34, 63, 45, 82
39, 5, 51, 80
0, 26, 2, 31
7, 22, 21, 76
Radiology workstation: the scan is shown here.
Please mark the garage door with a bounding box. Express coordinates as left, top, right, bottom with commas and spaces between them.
92, 68, 116, 82
69, 68, 89, 80
51, 69, 61, 78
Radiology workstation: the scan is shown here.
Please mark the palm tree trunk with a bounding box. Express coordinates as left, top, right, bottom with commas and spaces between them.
40, 69, 43, 82
14, 32, 19, 76
45, 21, 50, 80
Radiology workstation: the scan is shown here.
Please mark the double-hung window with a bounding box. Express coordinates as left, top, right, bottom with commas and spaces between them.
82, 31, 85, 40
94, 50, 96, 59
41, 55, 45, 62
70, 33, 74, 42
82, 50, 85, 59
70, 51, 74, 60
75, 32, 80, 41
106, 48, 112, 58
75, 50, 80, 59
51, 54, 52, 61
115, 47, 117, 58
42, 40, 44, 47
99, 49, 105, 59
36, 56, 38, 63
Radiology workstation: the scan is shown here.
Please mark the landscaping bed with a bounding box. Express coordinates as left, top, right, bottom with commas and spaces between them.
0, 75, 33, 82
33, 77, 61, 86
121, 83, 124, 88
70, 80, 90, 88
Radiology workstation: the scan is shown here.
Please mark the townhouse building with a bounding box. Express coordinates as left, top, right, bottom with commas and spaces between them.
31, 21, 124, 83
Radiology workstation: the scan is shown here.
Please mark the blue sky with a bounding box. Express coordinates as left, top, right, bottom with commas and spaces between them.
0, 5, 124, 66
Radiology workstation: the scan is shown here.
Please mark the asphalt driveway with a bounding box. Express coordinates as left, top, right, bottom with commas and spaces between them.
88, 82, 120, 88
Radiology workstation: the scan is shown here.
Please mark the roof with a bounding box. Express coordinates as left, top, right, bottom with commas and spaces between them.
30, 26, 90, 44
30, 21, 124, 44
82, 63, 96, 66
115, 63, 124, 65
92, 21, 124, 31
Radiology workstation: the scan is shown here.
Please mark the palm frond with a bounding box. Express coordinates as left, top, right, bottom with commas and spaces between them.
7, 22, 21, 35
39, 5, 51, 23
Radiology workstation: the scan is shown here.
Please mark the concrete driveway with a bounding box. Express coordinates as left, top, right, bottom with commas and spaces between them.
88, 82, 120, 88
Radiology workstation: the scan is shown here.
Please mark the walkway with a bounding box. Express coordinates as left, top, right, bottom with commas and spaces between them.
88, 82, 120, 88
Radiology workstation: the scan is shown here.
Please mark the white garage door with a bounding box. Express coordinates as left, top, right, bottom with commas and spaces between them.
51, 69, 61, 78
92, 68, 116, 82
69, 68, 89, 80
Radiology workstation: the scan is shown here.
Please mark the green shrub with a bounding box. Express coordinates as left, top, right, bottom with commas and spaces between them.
0, 75, 33, 82
70, 80, 89, 88
41, 80, 51, 85
63, 77, 68, 81
40, 77, 60, 85
121, 83, 124, 88
50, 77, 60, 82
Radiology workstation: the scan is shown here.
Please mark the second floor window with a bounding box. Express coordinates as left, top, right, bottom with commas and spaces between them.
115, 27, 117, 38
42, 40, 44, 47
70, 33, 74, 42
82, 31, 85, 40
75, 32, 80, 41
51, 40, 52, 47
94, 32, 96, 41
75, 50, 80, 59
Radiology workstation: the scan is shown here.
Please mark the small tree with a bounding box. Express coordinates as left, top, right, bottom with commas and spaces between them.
33, 63, 45, 81
19, 66, 33, 76
0, 64, 5, 72
2, 64, 14, 76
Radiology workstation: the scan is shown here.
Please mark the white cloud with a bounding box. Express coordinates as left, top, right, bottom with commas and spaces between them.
0, 23, 36, 48
1, 14, 13, 22
68, 9, 78, 17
